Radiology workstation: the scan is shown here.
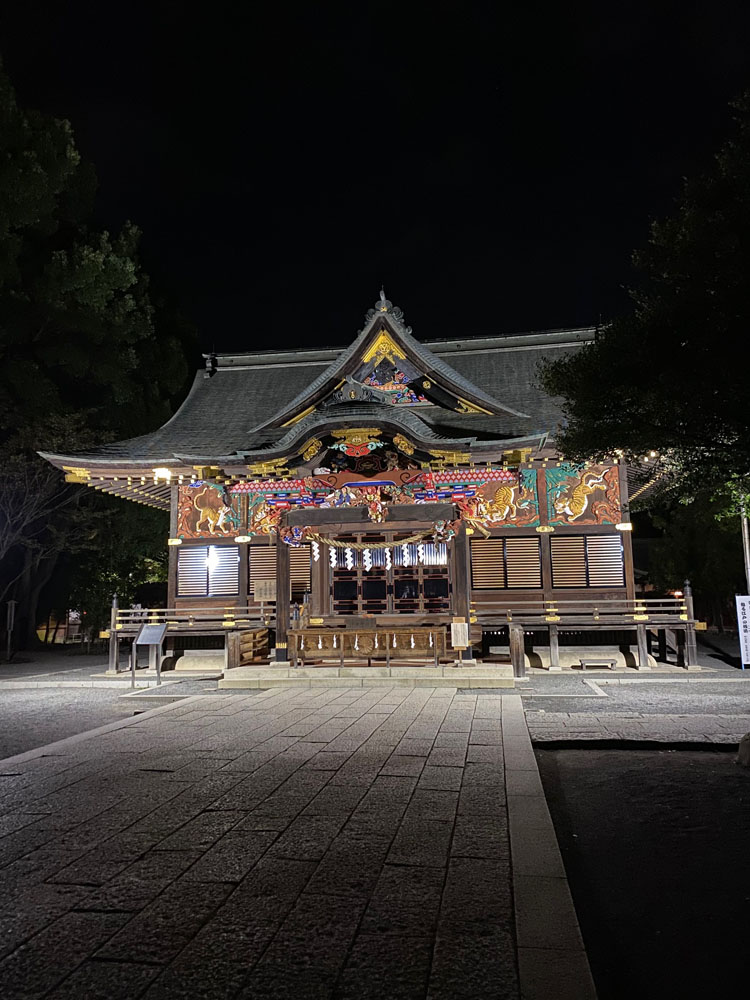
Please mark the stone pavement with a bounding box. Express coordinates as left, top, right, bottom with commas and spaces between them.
523, 675, 750, 743
0, 686, 592, 1000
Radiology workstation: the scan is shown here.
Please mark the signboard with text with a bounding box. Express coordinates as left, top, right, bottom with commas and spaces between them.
735, 596, 750, 666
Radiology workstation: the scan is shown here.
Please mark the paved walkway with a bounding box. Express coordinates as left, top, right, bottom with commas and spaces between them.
0, 687, 591, 1000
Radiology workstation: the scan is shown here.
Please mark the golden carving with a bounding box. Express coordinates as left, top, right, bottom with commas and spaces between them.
428, 448, 472, 464
62, 466, 90, 483
456, 396, 492, 415
330, 428, 382, 447
502, 448, 533, 465
393, 434, 415, 455
301, 438, 323, 462
246, 457, 289, 476
361, 330, 407, 365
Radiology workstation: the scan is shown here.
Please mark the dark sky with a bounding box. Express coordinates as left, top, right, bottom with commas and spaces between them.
3, 1, 750, 352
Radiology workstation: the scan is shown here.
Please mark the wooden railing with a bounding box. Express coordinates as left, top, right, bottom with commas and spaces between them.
111, 606, 267, 636
474, 597, 691, 627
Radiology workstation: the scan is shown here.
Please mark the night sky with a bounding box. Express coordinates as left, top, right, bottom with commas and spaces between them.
3, 1, 750, 353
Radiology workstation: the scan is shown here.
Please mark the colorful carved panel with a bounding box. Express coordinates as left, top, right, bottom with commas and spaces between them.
351, 355, 428, 405
545, 463, 621, 525
456, 468, 540, 533
176, 484, 242, 538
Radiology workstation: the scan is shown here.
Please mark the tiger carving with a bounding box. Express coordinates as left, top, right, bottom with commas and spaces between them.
193, 487, 232, 534
553, 472, 607, 522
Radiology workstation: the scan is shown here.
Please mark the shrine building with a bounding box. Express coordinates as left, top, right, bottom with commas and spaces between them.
41, 293, 697, 685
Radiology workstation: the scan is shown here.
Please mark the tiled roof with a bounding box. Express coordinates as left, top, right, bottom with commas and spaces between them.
40, 313, 593, 466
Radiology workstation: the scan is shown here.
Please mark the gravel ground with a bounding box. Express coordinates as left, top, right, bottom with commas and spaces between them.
537, 747, 750, 999
0, 688, 135, 759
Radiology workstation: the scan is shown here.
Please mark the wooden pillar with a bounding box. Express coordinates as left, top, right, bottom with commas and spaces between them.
108, 594, 119, 673
311, 548, 327, 617
635, 624, 650, 670
226, 630, 240, 670
657, 629, 667, 663
683, 579, 699, 668
167, 484, 179, 608
453, 524, 473, 661
510, 625, 525, 678
548, 623, 560, 671
275, 537, 290, 662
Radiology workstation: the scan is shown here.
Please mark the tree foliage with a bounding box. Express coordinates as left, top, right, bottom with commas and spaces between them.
540, 95, 750, 511
0, 65, 196, 645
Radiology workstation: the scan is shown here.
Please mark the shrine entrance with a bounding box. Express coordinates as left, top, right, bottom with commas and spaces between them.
330, 532, 451, 616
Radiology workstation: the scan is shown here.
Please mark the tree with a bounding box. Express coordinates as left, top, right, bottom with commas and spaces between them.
540, 95, 750, 510
0, 65, 196, 648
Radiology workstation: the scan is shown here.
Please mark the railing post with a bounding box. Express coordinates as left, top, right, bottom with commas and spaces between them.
108, 594, 119, 673
548, 623, 561, 671
510, 625, 525, 678
683, 579, 699, 668
635, 624, 651, 670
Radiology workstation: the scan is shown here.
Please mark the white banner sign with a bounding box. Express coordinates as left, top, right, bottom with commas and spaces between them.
735, 596, 750, 665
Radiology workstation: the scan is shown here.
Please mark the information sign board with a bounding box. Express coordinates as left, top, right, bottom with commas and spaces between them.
451, 622, 469, 650
735, 596, 750, 667
134, 623, 168, 646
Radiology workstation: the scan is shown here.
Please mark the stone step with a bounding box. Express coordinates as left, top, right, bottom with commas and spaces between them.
219, 663, 514, 689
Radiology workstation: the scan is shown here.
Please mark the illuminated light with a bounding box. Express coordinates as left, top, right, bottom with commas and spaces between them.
329, 547, 337, 568
649, 451, 657, 458
167, 537, 182, 546
536, 525, 555, 533
615, 522, 633, 532
312, 540, 320, 562
234, 535, 252, 543
141, 477, 146, 484
206, 547, 220, 572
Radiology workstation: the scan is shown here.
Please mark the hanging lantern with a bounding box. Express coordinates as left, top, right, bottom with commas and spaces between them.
385, 548, 392, 570
329, 547, 337, 568
312, 540, 320, 562
363, 548, 372, 572
345, 547, 354, 570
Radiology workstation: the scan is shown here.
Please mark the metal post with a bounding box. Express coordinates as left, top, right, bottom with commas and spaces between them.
130, 639, 136, 690
155, 644, 161, 687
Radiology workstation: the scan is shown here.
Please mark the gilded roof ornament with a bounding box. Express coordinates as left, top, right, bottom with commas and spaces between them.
363, 289, 411, 332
